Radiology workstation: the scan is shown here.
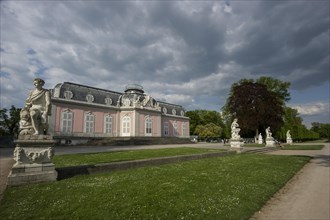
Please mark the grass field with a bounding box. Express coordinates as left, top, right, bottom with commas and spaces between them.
0, 154, 310, 220
282, 145, 324, 150
53, 147, 225, 168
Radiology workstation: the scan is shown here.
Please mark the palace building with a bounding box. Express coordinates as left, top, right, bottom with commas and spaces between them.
48, 82, 190, 145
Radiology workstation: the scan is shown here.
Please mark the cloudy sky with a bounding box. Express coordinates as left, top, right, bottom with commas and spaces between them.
1, 1, 329, 127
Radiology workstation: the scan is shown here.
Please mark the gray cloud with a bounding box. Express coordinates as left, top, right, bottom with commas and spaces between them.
0, 1, 329, 126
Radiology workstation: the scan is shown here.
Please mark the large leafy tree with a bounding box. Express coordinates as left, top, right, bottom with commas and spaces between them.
256, 76, 291, 105
0, 106, 21, 137
277, 107, 319, 141
186, 110, 225, 137
225, 81, 284, 137
311, 122, 330, 140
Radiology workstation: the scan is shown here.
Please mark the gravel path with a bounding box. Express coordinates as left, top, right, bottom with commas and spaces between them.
0, 158, 14, 201
250, 143, 330, 220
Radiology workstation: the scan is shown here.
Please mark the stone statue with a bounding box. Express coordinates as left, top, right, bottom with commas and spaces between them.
286, 130, 291, 139
231, 118, 241, 139
286, 130, 293, 144
230, 118, 244, 152
258, 133, 263, 144
265, 126, 275, 147
265, 126, 272, 138
18, 108, 34, 135
8, 78, 57, 186
23, 78, 51, 135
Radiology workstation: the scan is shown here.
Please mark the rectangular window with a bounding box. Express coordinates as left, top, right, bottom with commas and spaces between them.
145, 117, 152, 136
61, 111, 73, 133
85, 113, 95, 133
104, 115, 112, 134
164, 122, 169, 136
182, 122, 186, 137
173, 121, 178, 136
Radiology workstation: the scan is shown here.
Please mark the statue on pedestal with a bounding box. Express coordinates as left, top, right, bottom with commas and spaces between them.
8, 78, 57, 186
258, 133, 263, 144
266, 126, 272, 138
230, 118, 244, 152
231, 118, 241, 139
286, 130, 293, 145
265, 126, 275, 147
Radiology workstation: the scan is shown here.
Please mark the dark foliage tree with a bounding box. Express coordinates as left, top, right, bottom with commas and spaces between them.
226, 81, 284, 137
0, 105, 21, 137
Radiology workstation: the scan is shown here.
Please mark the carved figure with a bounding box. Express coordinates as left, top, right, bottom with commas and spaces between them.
19, 108, 34, 135
231, 118, 241, 139
24, 78, 51, 135
266, 127, 272, 138
258, 133, 263, 144
286, 130, 291, 139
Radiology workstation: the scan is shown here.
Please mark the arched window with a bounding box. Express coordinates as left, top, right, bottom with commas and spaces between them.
84, 112, 95, 133
61, 110, 73, 133
145, 116, 152, 136
122, 115, 131, 136
104, 115, 112, 134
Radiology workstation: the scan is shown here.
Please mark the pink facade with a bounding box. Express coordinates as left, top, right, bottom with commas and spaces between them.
48, 82, 190, 143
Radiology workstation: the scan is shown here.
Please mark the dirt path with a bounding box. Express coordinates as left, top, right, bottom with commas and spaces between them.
251, 143, 330, 220
0, 158, 14, 201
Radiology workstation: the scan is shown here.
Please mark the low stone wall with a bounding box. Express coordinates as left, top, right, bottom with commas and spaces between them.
56, 151, 235, 180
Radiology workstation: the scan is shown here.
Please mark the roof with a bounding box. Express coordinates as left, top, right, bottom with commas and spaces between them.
52, 82, 187, 117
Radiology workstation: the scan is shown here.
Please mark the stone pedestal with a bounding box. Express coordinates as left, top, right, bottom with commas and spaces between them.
229, 138, 244, 153
258, 139, 263, 144
266, 137, 275, 147
7, 135, 57, 186
286, 138, 293, 145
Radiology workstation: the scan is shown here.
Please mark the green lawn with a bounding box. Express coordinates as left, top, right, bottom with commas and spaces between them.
53, 147, 224, 168
282, 145, 324, 150
0, 154, 310, 220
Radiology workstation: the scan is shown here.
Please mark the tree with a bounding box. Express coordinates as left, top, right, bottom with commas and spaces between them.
311, 122, 330, 140
224, 81, 284, 137
194, 123, 222, 140
0, 105, 21, 137
256, 76, 291, 104
185, 111, 201, 135
186, 110, 225, 136
277, 107, 320, 141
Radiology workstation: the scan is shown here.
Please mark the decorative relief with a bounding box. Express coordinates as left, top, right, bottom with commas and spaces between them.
172, 109, 176, 115
64, 90, 73, 99
105, 97, 112, 105
180, 110, 185, 116
86, 94, 94, 103
123, 98, 131, 107
163, 107, 167, 114
13, 146, 54, 165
